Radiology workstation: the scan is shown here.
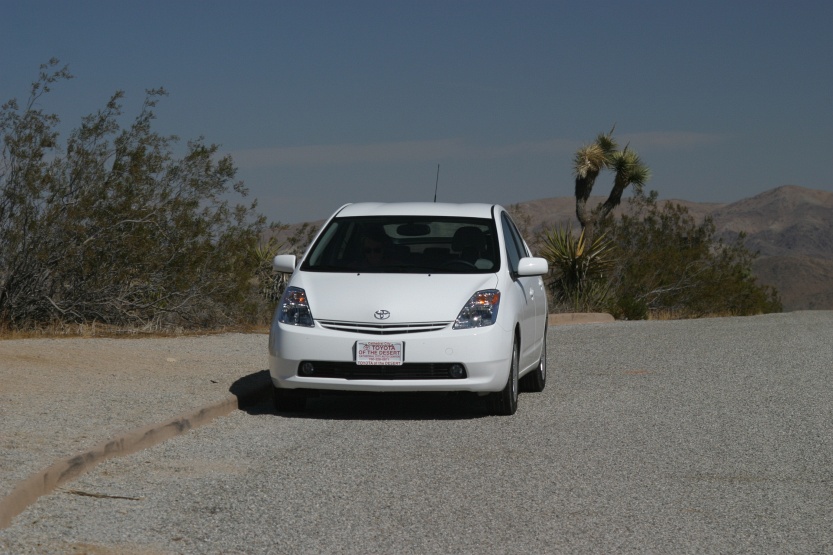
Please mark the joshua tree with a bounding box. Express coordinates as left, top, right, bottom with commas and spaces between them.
574, 128, 650, 244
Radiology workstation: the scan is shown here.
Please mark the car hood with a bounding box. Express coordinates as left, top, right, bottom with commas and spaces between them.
291, 272, 500, 323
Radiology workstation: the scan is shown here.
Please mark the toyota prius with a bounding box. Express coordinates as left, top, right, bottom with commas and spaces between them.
268, 202, 549, 415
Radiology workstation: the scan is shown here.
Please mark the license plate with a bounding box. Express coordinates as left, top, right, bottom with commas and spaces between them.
356, 341, 403, 366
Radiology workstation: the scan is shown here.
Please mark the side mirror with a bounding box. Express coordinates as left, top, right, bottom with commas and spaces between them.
516, 257, 548, 277
272, 254, 297, 273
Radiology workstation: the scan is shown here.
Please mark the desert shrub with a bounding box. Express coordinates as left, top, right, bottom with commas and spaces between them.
539, 225, 615, 312
1, 60, 266, 331
601, 190, 781, 319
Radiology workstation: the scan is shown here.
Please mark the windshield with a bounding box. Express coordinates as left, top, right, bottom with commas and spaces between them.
301, 216, 500, 274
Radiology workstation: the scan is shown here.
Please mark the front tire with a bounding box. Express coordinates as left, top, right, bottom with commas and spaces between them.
490, 338, 519, 416
520, 322, 547, 393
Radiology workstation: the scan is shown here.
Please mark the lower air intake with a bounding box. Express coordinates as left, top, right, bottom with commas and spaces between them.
298, 362, 467, 380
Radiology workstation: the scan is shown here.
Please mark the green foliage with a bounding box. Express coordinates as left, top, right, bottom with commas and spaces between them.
574, 127, 651, 245
600, 190, 782, 319
573, 138, 613, 180
252, 237, 287, 305
609, 148, 650, 193
280, 222, 320, 257
250, 222, 321, 321
539, 225, 614, 312
1, 60, 266, 331
565, 128, 777, 319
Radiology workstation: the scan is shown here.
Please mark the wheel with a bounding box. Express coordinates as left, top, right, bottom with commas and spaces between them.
272, 386, 306, 413
520, 321, 547, 393
490, 338, 519, 416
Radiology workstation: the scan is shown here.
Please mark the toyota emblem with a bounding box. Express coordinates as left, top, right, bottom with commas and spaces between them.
374, 309, 391, 320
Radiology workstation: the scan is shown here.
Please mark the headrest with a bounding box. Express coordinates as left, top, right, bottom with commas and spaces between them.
452, 226, 487, 251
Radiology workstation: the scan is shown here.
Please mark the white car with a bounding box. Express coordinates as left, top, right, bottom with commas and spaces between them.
268, 202, 549, 415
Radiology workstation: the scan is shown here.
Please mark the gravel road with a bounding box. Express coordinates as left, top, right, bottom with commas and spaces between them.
2, 312, 832, 554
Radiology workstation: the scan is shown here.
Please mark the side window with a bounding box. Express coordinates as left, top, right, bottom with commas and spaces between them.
505, 215, 530, 257
501, 214, 524, 272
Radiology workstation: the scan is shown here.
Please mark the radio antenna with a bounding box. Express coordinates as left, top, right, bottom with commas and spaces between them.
433, 164, 440, 202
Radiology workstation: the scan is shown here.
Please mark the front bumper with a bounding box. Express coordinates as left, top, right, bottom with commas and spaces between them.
269, 320, 513, 393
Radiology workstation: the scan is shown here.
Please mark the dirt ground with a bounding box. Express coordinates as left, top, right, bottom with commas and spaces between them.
0, 334, 268, 502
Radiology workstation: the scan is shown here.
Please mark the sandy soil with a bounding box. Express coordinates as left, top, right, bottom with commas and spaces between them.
0, 334, 268, 501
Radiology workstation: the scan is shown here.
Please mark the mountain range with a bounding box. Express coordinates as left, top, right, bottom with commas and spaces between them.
274, 185, 833, 312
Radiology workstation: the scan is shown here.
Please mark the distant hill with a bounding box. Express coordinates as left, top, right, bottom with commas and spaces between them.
710, 186, 833, 311
509, 185, 833, 311
272, 185, 833, 312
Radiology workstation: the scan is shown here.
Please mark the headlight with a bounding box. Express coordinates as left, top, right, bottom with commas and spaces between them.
453, 289, 500, 329
277, 286, 314, 327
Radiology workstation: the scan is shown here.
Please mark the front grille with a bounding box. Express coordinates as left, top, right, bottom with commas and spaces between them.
317, 320, 451, 335
298, 361, 467, 380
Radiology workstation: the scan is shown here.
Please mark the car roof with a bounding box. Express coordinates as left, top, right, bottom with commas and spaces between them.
333, 202, 500, 219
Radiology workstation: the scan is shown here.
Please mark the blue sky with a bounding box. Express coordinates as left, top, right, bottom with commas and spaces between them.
2, 1, 831, 224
